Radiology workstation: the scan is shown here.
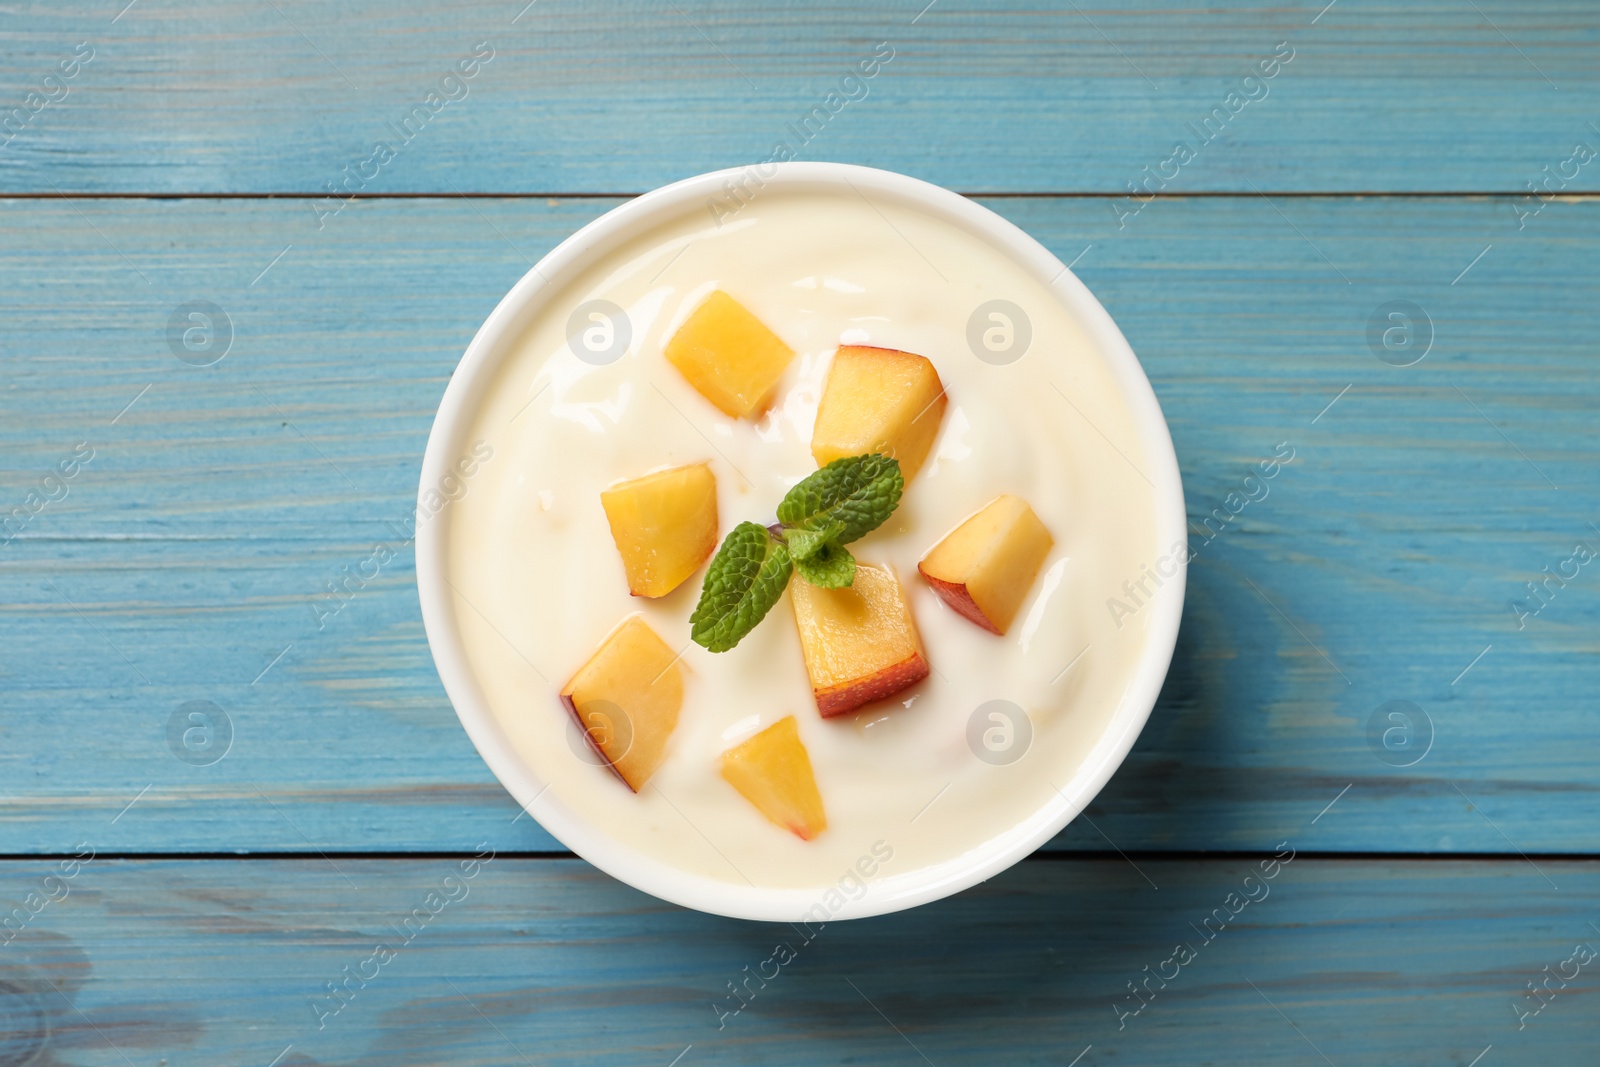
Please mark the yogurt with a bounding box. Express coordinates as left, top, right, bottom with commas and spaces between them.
446, 188, 1161, 891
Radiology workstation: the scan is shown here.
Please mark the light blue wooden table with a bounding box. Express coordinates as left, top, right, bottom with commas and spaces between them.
1, 2, 1597, 1063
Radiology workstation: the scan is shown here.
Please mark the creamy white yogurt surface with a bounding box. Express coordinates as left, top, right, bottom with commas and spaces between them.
447, 188, 1161, 890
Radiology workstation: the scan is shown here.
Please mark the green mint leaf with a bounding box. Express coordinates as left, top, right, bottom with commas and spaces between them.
792, 540, 856, 589
688, 454, 906, 652
781, 520, 845, 563
776, 454, 904, 546
690, 521, 794, 653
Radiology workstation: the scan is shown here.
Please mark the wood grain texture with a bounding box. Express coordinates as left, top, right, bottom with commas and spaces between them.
2, 2, 1594, 1058
0, 1, 1597, 193
1, 196, 1595, 854
0, 857, 1595, 1065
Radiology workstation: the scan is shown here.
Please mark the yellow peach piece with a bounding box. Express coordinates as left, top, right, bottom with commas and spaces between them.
719, 716, 828, 840
559, 616, 683, 791
665, 290, 795, 418
600, 463, 719, 597
811, 345, 947, 482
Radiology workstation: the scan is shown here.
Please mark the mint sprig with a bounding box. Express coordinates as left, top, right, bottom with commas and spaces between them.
690, 454, 903, 652
792, 541, 856, 589
776, 452, 903, 548
781, 521, 845, 564
689, 522, 794, 653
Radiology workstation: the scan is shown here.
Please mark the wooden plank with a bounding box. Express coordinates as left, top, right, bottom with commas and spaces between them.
0, 195, 1596, 854
0, 857, 1593, 1064
1, 1, 1597, 193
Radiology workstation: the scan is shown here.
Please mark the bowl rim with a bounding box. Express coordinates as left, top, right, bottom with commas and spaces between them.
416, 162, 1186, 922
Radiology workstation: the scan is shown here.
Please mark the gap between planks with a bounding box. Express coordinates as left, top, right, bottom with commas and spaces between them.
0, 850, 1597, 863
5, 190, 1600, 201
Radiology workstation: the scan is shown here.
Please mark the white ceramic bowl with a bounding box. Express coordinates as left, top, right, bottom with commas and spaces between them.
417, 163, 1186, 922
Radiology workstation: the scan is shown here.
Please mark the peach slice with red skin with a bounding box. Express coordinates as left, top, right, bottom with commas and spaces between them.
789, 563, 930, 717
918, 495, 1054, 635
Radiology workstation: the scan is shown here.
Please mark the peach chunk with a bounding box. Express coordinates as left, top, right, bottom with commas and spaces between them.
789, 563, 930, 717
918, 495, 1054, 635
811, 345, 947, 482
600, 462, 719, 597
719, 716, 828, 841
665, 290, 795, 418
559, 615, 683, 791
